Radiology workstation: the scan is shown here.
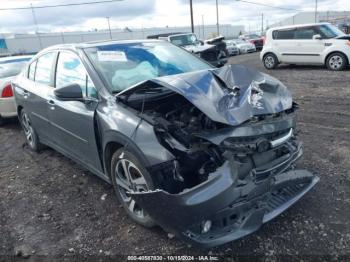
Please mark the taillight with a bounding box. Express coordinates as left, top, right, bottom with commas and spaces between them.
1, 84, 14, 98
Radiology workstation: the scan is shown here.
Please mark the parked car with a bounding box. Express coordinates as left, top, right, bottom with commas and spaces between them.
13, 40, 319, 247
261, 22, 350, 70
239, 34, 264, 50
0, 55, 32, 125
147, 32, 228, 67
232, 39, 256, 54
225, 40, 240, 56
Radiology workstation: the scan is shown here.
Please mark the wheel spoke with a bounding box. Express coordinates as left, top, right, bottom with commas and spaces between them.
115, 177, 131, 191
26, 132, 32, 141
128, 199, 136, 213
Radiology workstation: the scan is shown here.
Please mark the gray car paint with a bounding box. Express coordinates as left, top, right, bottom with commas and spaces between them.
13, 41, 318, 248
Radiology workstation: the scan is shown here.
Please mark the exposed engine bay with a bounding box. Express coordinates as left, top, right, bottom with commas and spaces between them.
120, 84, 297, 195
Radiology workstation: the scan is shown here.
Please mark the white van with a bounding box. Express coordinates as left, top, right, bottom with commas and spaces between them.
260, 23, 350, 70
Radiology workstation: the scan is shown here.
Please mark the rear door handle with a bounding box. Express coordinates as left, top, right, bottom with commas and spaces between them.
23, 90, 29, 99
47, 100, 55, 110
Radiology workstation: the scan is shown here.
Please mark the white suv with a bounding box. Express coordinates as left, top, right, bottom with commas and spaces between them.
260, 23, 350, 71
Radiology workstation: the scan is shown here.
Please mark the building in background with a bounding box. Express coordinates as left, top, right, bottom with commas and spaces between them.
0, 24, 244, 56
269, 11, 350, 30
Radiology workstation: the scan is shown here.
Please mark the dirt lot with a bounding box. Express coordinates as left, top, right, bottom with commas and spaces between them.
1, 53, 349, 260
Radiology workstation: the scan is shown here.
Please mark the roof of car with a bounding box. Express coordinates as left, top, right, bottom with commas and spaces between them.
0, 55, 33, 63
268, 22, 331, 32
42, 39, 166, 52
147, 32, 187, 39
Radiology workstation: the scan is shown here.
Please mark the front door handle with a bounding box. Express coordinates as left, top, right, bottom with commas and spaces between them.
47, 100, 55, 110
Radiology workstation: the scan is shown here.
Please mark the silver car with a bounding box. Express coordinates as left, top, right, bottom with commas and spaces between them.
0, 55, 32, 125
232, 39, 256, 54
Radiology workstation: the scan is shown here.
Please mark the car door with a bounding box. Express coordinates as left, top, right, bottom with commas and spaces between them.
14, 52, 57, 141
293, 26, 325, 64
48, 50, 103, 173
272, 28, 298, 63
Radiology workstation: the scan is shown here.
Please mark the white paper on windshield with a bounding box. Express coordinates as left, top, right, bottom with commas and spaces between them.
97, 51, 127, 62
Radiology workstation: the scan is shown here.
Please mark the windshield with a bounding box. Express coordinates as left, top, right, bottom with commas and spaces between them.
0, 61, 28, 78
84, 41, 212, 93
169, 34, 199, 46
247, 34, 260, 39
319, 24, 346, 39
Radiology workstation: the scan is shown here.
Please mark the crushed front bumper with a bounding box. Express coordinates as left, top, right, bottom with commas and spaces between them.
131, 141, 319, 248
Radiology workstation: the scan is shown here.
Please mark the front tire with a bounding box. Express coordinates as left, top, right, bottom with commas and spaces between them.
110, 148, 156, 228
263, 53, 278, 69
19, 109, 43, 152
326, 52, 347, 71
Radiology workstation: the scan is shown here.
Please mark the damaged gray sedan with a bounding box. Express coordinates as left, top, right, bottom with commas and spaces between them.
13, 40, 319, 248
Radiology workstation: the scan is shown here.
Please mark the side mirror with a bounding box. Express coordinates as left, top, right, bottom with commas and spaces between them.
54, 83, 83, 101
313, 34, 322, 40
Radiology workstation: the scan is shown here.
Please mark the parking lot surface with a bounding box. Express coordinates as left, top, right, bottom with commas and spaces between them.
0, 53, 349, 259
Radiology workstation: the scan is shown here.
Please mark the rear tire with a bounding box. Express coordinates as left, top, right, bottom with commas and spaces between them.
110, 148, 156, 228
263, 53, 278, 69
326, 52, 347, 71
19, 109, 43, 152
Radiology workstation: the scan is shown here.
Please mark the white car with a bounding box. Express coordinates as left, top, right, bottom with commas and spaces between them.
232, 39, 256, 54
0, 55, 32, 125
261, 23, 350, 70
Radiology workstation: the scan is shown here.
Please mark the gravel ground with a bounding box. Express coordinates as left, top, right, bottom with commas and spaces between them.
0, 53, 349, 261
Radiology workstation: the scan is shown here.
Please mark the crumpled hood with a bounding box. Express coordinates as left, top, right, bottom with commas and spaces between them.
151, 64, 292, 126
118, 64, 293, 126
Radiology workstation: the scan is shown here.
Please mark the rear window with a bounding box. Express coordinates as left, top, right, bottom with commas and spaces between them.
34, 52, 56, 86
272, 29, 296, 40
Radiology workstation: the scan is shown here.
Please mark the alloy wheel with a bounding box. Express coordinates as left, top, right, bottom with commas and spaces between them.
21, 112, 35, 148
114, 158, 149, 219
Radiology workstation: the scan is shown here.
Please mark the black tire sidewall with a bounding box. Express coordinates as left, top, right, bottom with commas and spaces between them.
326, 53, 347, 71
110, 148, 156, 228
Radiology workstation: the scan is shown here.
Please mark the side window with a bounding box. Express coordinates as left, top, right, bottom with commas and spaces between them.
273, 29, 296, 40
295, 27, 317, 39
35, 52, 56, 85
28, 60, 37, 81
55, 51, 97, 98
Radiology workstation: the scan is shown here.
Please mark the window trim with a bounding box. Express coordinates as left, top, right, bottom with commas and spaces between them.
55, 50, 98, 99
27, 60, 38, 81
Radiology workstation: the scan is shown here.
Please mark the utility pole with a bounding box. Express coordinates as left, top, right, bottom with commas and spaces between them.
216, 0, 220, 35
261, 13, 264, 35
190, 0, 194, 33
202, 15, 205, 39
30, 3, 43, 49
106, 17, 112, 39
315, 0, 318, 23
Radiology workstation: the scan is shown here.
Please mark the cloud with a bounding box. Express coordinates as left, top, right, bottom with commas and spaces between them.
0, 0, 348, 33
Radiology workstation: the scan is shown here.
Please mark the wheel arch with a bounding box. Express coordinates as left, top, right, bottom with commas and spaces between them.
325, 51, 349, 65
263, 52, 279, 62
102, 131, 151, 179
